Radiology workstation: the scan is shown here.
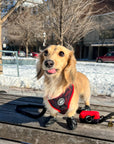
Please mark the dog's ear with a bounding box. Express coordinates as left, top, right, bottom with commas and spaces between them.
36, 52, 44, 79
64, 51, 76, 84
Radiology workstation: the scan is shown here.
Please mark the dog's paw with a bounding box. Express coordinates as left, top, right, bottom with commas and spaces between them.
85, 105, 91, 111
77, 105, 91, 114
66, 117, 77, 130
44, 116, 56, 127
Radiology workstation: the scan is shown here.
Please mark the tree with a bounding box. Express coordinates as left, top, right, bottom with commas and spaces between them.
95, 12, 114, 36
6, 7, 44, 57
38, 0, 96, 46
0, 0, 26, 74
39, 0, 114, 47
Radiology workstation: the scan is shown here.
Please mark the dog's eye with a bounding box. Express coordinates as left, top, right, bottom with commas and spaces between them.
59, 51, 64, 57
44, 50, 48, 56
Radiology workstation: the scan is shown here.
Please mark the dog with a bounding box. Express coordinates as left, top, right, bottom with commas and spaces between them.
37, 45, 91, 130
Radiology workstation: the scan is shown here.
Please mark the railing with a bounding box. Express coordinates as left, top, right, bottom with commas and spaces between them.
0, 50, 19, 77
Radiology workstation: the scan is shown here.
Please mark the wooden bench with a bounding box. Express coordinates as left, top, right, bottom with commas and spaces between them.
0, 92, 114, 144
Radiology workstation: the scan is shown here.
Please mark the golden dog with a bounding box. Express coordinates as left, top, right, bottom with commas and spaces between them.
37, 45, 91, 129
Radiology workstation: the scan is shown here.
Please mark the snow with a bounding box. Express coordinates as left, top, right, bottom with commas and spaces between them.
0, 60, 114, 97
76, 62, 114, 97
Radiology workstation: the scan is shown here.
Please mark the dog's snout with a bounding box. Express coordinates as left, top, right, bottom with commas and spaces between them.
45, 60, 54, 68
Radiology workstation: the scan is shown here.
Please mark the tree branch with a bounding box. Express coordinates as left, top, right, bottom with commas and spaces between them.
1, 0, 26, 23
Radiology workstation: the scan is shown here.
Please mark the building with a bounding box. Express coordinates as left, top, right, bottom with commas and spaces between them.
83, 12, 114, 60
74, 0, 114, 60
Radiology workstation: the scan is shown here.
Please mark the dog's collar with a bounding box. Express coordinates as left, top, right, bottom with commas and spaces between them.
48, 84, 74, 114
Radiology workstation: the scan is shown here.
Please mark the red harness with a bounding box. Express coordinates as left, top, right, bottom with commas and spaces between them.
48, 85, 74, 114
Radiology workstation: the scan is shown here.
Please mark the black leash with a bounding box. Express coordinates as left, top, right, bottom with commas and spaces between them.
99, 112, 114, 123
16, 104, 47, 119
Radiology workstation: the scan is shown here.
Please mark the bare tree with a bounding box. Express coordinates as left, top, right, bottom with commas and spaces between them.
39, 0, 113, 48
6, 7, 44, 57
0, 0, 26, 74
94, 12, 114, 36
38, 0, 95, 46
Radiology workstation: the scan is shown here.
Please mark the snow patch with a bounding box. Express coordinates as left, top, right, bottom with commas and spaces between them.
0, 61, 114, 97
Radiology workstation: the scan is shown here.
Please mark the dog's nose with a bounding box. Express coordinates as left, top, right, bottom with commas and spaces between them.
45, 60, 54, 68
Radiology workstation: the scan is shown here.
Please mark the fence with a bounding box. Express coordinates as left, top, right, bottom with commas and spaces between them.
0, 50, 19, 77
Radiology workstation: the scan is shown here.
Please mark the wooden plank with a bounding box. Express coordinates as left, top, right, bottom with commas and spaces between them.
0, 94, 113, 112
0, 108, 113, 142
0, 138, 26, 144
1, 93, 114, 107
0, 98, 113, 128
0, 93, 43, 99
0, 122, 113, 144
0, 101, 113, 113
0, 97, 43, 106
0, 94, 43, 103
0, 140, 20, 144
0, 93, 113, 128
79, 103, 114, 112
0, 106, 113, 124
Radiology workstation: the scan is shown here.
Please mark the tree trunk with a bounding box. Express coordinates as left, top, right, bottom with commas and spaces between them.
0, 1, 3, 74
25, 40, 29, 57
60, 0, 63, 46
0, 23, 3, 74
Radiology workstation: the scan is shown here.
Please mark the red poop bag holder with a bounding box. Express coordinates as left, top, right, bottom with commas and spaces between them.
77, 107, 114, 125
79, 111, 101, 124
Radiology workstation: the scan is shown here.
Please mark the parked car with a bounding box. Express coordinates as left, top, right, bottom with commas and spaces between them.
3, 51, 14, 56
2, 47, 15, 56
96, 51, 114, 63
31, 52, 39, 58
18, 51, 26, 57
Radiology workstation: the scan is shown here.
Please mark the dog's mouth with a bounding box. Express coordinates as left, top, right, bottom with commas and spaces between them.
46, 68, 57, 74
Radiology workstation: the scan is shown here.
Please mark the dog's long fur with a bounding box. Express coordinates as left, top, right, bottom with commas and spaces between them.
37, 45, 91, 118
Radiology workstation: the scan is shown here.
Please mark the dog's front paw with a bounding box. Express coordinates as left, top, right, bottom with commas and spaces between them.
45, 116, 56, 127
66, 117, 77, 130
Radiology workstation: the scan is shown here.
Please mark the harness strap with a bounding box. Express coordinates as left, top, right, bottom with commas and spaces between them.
48, 84, 74, 114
